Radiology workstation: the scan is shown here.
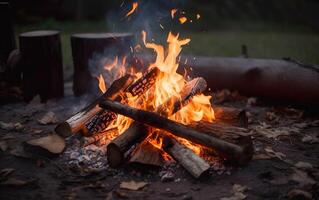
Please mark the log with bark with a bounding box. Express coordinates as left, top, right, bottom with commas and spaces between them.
55, 74, 134, 137
128, 141, 164, 167
82, 67, 160, 136
19, 30, 64, 102
162, 135, 210, 178
106, 77, 207, 167
214, 106, 248, 128
71, 33, 134, 96
179, 56, 319, 106
100, 100, 253, 165
80, 127, 118, 147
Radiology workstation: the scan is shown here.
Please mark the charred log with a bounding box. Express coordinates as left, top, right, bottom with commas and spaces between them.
80, 127, 118, 147
55, 74, 134, 138
100, 100, 252, 165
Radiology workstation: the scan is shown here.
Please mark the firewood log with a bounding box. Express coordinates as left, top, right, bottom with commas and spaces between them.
214, 106, 248, 128
19, 30, 64, 102
128, 141, 164, 167
83, 67, 160, 136
71, 33, 134, 96
107, 78, 207, 167
162, 135, 210, 178
100, 100, 252, 165
55, 74, 134, 137
80, 127, 118, 147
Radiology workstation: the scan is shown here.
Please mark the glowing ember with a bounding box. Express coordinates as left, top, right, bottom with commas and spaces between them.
179, 16, 187, 24
171, 8, 177, 19
196, 14, 201, 19
125, 2, 139, 18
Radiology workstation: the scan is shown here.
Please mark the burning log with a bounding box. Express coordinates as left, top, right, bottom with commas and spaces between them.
71, 33, 134, 96
107, 77, 207, 167
214, 106, 248, 128
55, 74, 134, 138
82, 67, 160, 136
19, 30, 64, 102
128, 141, 164, 167
162, 135, 210, 179
100, 100, 252, 165
80, 127, 118, 147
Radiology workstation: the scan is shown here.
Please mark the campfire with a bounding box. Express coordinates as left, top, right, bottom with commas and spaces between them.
55, 31, 253, 178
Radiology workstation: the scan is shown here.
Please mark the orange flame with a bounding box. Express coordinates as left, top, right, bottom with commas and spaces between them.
97, 74, 106, 93
125, 2, 139, 18
179, 16, 187, 24
171, 8, 177, 19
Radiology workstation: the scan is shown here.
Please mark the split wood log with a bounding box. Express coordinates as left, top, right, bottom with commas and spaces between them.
100, 100, 252, 165
23, 133, 65, 157
106, 77, 207, 167
71, 33, 134, 96
83, 67, 160, 136
80, 127, 118, 147
178, 56, 319, 106
189, 121, 253, 163
128, 141, 164, 167
214, 106, 248, 128
162, 135, 210, 178
55, 74, 134, 138
19, 30, 64, 102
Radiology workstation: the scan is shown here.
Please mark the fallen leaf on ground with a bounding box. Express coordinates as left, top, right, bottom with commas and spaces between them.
290, 169, 316, 187
264, 147, 286, 160
0, 178, 31, 186
38, 111, 58, 125
253, 153, 271, 160
0, 141, 8, 151
220, 184, 247, 200
253, 122, 299, 139
0, 121, 23, 131
294, 161, 313, 171
287, 189, 312, 199
0, 168, 15, 178
302, 135, 319, 144
119, 180, 148, 191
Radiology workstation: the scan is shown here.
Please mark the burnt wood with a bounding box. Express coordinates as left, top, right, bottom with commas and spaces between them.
55, 74, 134, 137
80, 127, 118, 147
100, 100, 252, 165
83, 67, 160, 136
162, 135, 210, 178
214, 106, 248, 128
71, 33, 134, 96
106, 77, 207, 167
19, 30, 64, 102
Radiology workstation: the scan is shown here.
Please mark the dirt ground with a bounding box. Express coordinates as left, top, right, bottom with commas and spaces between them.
0, 88, 318, 200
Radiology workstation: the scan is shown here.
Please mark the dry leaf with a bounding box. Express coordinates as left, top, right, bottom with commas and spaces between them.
38, 111, 58, 125
0, 178, 29, 186
25, 134, 65, 155
220, 184, 247, 200
290, 169, 316, 187
287, 189, 312, 199
0, 168, 15, 178
302, 135, 319, 144
119, 180, 148, 191
0, 121, 23, 131
264, 147, 286, 160
0, 141, 8, 151
253, 154, 271, 160
294, 161, 313, 171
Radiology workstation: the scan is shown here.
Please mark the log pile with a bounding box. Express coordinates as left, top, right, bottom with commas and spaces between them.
55, 68, 254, 178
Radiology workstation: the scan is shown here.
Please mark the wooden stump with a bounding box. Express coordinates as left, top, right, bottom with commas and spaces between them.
19, 30, 64, 102
71, 33, 134, 96
0, 2, 17, 85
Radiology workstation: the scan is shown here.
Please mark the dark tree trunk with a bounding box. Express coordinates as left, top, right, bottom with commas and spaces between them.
19, 30, 64, 102
71, 33, 134, 96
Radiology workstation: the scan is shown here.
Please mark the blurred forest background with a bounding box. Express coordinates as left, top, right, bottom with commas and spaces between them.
3, 0, 319, 77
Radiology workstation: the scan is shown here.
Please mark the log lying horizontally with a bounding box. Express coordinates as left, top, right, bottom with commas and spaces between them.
162, 135, 210, 178
128, 141, 164, 167
214, 106, 248, 128
55, 74, 134, 138
100, 100, 252, 165
80, 127, 118, 147
83, 67, 161, 136
107, 77, 207, 167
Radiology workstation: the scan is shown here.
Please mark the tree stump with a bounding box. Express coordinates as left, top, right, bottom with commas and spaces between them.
71, 33, 134, 96
19, 30, 64, 102
0, 2, 17, 84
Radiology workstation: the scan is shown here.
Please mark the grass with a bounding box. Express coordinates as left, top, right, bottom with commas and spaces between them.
15, 19, 319, 79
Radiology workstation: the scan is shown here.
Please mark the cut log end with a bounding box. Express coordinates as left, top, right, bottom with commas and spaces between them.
54, 122, 72, 138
